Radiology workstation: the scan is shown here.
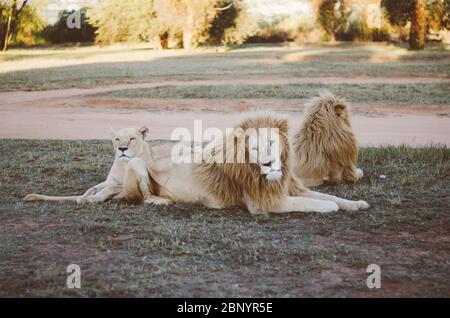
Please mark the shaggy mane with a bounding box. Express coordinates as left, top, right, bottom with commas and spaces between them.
195, 112, 292, 213
293, 92, 358, 183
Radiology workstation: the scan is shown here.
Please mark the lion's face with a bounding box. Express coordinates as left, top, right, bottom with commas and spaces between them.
196, 113, 291, 212
232, 114, 289, 184
111, 127, 149, 161
246, 128, 283, 182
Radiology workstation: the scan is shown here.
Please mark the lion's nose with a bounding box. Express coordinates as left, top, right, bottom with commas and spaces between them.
119, 147, 128, 152
260, 155, 274, 165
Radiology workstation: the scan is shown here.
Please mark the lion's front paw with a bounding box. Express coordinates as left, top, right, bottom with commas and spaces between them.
340, 200, 370, 211
356, 200, 370, 210
144, 197, 172, 206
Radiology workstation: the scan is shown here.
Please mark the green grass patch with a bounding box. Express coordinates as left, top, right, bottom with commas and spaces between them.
92, 83, 450, 105
0, 140, 449, 297
0, 43, 449, 91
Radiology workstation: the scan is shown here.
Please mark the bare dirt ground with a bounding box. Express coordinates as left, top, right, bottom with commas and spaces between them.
0, 77, 449, 145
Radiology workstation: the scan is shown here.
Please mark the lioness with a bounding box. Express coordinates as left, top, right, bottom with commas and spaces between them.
25, 113, 369, 214
25, 126, 171, 206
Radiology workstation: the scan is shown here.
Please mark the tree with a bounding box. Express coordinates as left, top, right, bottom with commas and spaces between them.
154, 0, 219, 49
88, 0, 245, 49
410, 0, 426, 49
43, 8, 96, 44
1, 0, 45, 49
208, 0, 256, 45
426, 0, 449, 32
317, 0, 350, 41
1, 0, 29, 51
88, 0, 163, 45
382, 0, 448, 50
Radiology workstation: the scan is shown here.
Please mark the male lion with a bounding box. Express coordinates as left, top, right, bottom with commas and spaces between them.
24, 113, 369, 214
293, 92, 364, 187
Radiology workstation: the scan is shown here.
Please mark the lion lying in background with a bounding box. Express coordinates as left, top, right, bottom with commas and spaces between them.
24, 113, 369, 214
293, 93, 364, 187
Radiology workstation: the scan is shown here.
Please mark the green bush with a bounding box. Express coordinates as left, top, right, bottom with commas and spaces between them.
43, 8, 96, 44
88, 0, 161, 45
207, 0, 256, 45
337, 17, 390, 42
247, 16, 300, 43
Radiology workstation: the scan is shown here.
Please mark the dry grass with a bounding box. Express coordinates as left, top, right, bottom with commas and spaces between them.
92, 83, 450, 105
0, 140, 449, 297
0, 43, 449, 91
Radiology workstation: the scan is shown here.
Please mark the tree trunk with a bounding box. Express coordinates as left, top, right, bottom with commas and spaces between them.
159, 32, 169, 49
1, 0, 28, 51
182, 7, 194, 50
409, 0, 426, 50
2, 14, 12, 51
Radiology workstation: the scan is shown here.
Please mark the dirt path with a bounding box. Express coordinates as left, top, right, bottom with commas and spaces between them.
1, 97, 449, 146
1, 76, 448, 106
1, 77, 449, 145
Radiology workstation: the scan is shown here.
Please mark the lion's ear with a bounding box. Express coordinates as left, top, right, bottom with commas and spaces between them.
278, 119, 288, 135
232, 127, 245, 138
334, 103, 347, 117
139, 126, 149, 139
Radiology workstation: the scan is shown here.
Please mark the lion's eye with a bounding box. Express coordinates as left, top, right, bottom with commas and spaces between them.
115, 138, 120, 141
130, 137, 136, 141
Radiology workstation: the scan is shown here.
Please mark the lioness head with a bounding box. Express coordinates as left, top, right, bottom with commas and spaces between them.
111, 126, 149, 161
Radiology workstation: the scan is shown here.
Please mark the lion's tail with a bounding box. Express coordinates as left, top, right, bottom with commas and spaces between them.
24, 193, 81, 202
